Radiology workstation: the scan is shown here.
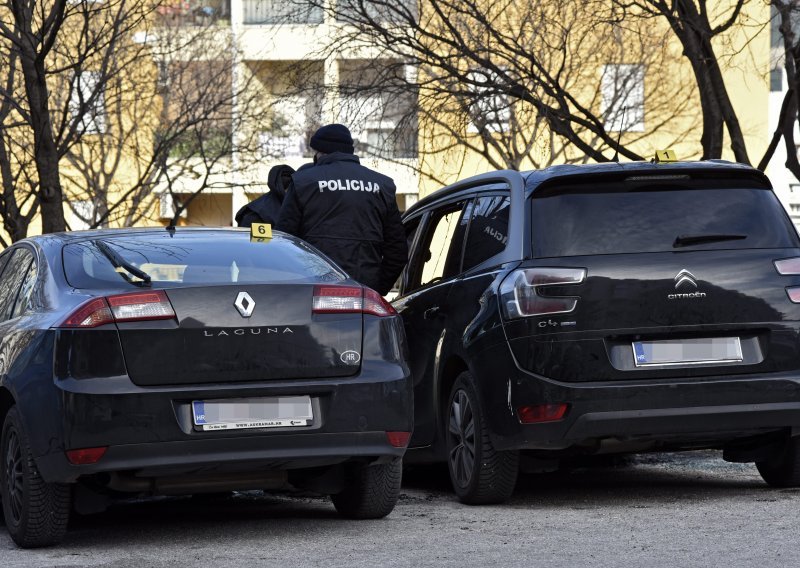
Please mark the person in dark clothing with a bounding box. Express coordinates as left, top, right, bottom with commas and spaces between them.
276, 124, 408, 296
235, 164, 295, 227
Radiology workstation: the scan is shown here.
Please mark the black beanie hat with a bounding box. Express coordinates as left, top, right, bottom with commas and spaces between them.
310, 124, 354, 154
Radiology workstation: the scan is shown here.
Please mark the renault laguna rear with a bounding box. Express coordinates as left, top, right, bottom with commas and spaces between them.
0, 228, 411, 547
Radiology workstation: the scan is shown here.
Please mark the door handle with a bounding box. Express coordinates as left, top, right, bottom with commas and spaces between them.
423, 306, 441, 319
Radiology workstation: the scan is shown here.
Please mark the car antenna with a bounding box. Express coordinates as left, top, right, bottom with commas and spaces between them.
610, 106, 626, 163
166, 224, 176, 237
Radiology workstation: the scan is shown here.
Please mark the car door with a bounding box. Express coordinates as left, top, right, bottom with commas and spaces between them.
395, 199, 470, 447
444, 190, 513, 339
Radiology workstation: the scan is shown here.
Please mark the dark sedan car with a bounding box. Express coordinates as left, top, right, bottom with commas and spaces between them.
395, 160, 800, 504
0, 227, 412, 547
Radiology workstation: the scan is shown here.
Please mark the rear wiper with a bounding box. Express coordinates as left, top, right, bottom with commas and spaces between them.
672, 234, 747, 248
93, 239, 152, 287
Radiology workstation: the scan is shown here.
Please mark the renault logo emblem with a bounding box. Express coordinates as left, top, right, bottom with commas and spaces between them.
234, 291, 255, 318
674, 269, 698, 290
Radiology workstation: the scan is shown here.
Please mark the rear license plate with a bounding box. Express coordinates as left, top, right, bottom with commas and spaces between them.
632, 337, 743, 367
192, 396, 313, 431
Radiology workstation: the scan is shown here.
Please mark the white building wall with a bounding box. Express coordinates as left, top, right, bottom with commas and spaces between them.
766, 88, 800, 228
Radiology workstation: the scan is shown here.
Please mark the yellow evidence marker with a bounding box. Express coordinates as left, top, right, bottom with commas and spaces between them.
654, 149, 677, 163
250, 223, 273, 243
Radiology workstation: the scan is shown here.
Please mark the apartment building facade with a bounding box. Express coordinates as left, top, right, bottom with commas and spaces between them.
35, 1, 789, 236
151, 0, 421, 228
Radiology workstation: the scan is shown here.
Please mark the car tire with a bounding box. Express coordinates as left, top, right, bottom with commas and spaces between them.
1, 407, 71, 548
446, 372, 518, 505
756, 436, 800, 488
331, 458, 402, 519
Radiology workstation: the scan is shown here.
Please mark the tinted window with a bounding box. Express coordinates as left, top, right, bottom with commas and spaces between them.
0, 251, 13, 280
404, 216, 422, 254
462, 194, 510, 271
0, 249, 33, 321
12, 259, 38, 319
398, 216, 422, 294
63, 232, 346, 290
532, 184, 799, 257
410, 201, 468, 290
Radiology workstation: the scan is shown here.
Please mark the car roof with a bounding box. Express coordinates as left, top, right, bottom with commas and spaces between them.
405, 159, 771, 217
522, 159, 770, 191
15, 226, 252, 248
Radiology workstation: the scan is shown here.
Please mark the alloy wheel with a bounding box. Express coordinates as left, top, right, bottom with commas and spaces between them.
4, 428, 24, 524
448, 389, 476, 488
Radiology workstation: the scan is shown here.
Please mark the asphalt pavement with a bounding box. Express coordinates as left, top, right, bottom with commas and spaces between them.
2, 451, 798, 567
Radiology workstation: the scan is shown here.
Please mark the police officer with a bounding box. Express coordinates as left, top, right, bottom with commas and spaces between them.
235, 164, 295, 227
276, 124, 408, 296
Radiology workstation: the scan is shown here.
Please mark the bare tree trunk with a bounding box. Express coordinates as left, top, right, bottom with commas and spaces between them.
758, 88, 796, 172
17, 54, 65, 233
771, 1, 800, 180
10, 0, 67, 234
665, 0, 750, 163
0, 138, 31, 242
0, 48, 32, 242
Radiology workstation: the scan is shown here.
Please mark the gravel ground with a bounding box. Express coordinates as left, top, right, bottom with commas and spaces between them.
2, 451, 798, 567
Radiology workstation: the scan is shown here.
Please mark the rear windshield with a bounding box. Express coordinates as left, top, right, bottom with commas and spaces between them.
63, 231, 346, 290
531, 183, 799, 257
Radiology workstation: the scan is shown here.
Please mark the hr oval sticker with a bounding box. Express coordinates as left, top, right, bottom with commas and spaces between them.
340, 350, 361, 365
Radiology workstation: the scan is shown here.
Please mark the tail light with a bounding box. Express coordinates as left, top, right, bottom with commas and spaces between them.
107, 291, 175, 322
61, 297, 114, 328
499, 268, 586, 319
312, 285, 396, 317
775, 258, 800, 275
773, 258, 800, 303
386, 431, 411, 447
517, 403, 569, 424
66, 446, 108, 465
60, 290, 176, 328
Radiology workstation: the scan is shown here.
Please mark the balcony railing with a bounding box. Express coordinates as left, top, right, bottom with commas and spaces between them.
335, 0, 418, 23
156, 0, 231, 26
241, 0, 416, 25
243, 0, 323, 25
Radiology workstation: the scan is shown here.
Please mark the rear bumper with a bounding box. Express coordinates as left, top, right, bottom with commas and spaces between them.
473, 344, 800, 452
561, 401, 800, 444
32, 365, 412, 483
37, 431, 405, 484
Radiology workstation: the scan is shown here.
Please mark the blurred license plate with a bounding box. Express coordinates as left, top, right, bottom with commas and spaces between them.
192, 396, 312, 431
632, 337, 743, 367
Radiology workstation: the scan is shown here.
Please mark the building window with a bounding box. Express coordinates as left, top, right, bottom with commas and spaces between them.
158, 193, 188, 220
337, 60, 418, 158
771, 68, 784, 92
70, 71, 107, 134
467, 69, 511, 134
340, 94, 417, 159
261, 95, 318, 159
242, 0, 322, 25
601, 64, 644, 132
335, 0, 418, 24
69, 200, 96, 230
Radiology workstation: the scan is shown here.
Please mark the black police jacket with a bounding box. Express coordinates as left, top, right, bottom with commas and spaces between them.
276, 153, 408, 295
235, 164, 294, 227
235, 191, 282, 227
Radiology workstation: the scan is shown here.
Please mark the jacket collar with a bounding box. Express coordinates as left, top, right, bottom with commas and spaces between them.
316, 152, 360, 166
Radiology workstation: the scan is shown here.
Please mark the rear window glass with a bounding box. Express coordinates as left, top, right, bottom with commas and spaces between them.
62, 231, 346, 290
531, 184, 799, 257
